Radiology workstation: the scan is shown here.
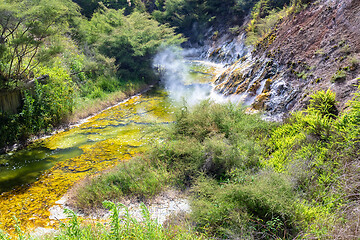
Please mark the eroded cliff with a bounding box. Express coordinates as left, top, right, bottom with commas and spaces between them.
213, 0, 360, 120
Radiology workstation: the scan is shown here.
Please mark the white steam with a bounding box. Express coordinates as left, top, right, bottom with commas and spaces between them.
153, 47, 233, 106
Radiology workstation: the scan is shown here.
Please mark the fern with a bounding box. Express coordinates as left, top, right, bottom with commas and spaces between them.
308, 89, 338, 118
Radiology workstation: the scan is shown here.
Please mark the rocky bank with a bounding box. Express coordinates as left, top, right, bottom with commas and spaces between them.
211, 0, 360, 120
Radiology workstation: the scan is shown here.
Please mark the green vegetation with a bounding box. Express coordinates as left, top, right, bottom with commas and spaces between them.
246, 0, 314, 45
152, 0, 247, 41
0, 0, 321, 149
75, 6, 183, 80
67, 87, 360, 239
71, 157, 171, 212
1, 0, 359, 239
349, 55, 359, 70
307, 89, 338, 118
73, 0, 261, 43
262, 88, 360, 238
331, 69, 347, 82
71, 101, 274, 209
0, 0, 183, 149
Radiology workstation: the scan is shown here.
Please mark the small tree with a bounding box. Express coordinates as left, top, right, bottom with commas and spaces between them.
0, 0, 79, 88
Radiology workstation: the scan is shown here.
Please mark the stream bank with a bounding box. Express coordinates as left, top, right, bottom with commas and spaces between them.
0, 88, 172, 232
0, 81, 154, 155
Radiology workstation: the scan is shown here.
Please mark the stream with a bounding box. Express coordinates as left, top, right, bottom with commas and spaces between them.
0, 56, 227, 232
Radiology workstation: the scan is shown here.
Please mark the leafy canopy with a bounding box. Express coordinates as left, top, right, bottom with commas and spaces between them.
0, 0, 79, 87
77, 5, 184, 79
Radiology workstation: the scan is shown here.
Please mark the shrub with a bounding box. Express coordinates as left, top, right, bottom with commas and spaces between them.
71, 101, 273, 210
349, 56, 359, 70
89, 86, 106, 99
96, 77, 119, 93
303, 113, 334, 141
308, 89, 338, 118
191, 172, 299, 239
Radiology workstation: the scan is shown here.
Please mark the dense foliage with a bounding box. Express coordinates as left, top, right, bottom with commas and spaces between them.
0, 0, 78, 85
0, 0, 183, 149
75, 6, 183, 80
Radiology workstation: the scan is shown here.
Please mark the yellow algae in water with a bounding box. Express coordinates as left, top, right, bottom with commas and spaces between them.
0, 138, 140, 232
44, 129, 86, 150
0, 89, 173, 233
44, 96, 145, 150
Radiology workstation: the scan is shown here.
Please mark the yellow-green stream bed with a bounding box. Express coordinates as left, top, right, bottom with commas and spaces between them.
0, 59, 224, 233
0, 88, 175, 232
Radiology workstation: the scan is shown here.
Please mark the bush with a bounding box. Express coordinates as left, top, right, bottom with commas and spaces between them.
261, 88, 360, 237
191, 172, 299, 239
97, 77, 120, 93
308, 89, 338, 118
0, 65, 75, 148
89, 86, 106, 99
71, 101, 273, 209
150, 101, 272, 183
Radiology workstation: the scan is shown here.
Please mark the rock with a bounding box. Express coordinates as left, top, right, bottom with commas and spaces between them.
49, 205, 67, 220
212, 0, 360, 119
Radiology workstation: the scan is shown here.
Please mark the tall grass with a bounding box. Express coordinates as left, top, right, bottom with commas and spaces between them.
70, 157, 171, 212
72, 88, 360, 238
71, 101, 274, 209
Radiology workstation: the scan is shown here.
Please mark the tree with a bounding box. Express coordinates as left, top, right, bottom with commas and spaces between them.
0, 0, 79, 88
78, 6, 184, 79
72, 0, 146, 18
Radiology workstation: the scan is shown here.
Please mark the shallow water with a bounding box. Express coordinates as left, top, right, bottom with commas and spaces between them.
0, 59, 225, 232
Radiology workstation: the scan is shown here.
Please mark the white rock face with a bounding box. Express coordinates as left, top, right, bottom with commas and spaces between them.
49, 196, 69, 220
123, 194, 190, 225
48, 190, 191, 226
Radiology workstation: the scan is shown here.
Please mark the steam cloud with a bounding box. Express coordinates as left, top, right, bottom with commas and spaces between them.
153, 46, 232, 106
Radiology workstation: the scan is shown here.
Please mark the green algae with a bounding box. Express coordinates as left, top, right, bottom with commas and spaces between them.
186, 60, 224, 84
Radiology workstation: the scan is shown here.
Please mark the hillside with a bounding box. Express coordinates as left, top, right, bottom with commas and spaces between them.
213, 0, 360, 119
